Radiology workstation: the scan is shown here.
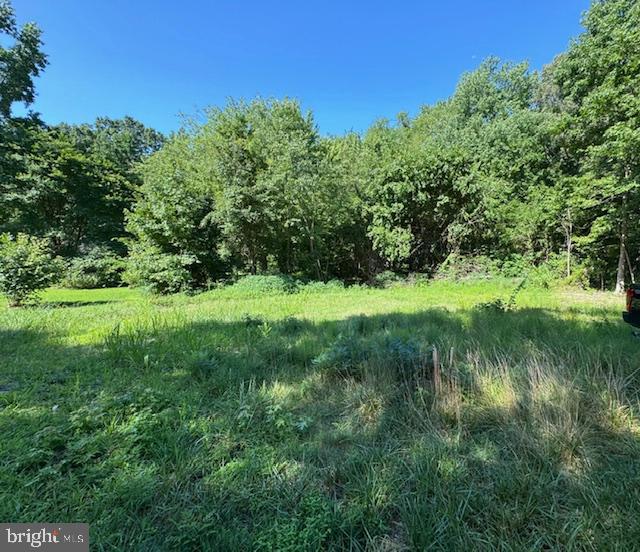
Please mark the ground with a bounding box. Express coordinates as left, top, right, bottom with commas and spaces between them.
1, 281, 639, 550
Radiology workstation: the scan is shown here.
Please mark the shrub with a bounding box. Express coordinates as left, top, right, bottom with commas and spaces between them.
435, 253, 500, 281
560, 266, 590, 289
372, 270, 404, 288
298, 279, 345, 294
518, 254, 588, 289
231, 274, 298, 295
476, 278, 527, 312
434, 253, 589, 289
277, 316, 307, 335
498, 255, 535, 279
312, 334, 369, 378
62, 247, 124, 289
408, 272, 431, 287
313, 333, 424, 381
0, 233, 60, 306
123, 242, 195, 294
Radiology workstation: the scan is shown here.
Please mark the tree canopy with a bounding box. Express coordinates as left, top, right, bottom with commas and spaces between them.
1, 0, 639, 292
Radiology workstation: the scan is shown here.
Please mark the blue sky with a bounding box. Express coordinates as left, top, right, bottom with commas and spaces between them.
13, 0, 589, 136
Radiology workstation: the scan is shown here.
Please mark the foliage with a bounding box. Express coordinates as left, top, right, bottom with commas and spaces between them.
122, 241, 195, 294
2, 0, 640, 547
2, 0, 640, 295
126, 99, 365, 289
124, 132, 224, 290
0, 0, 47, 118
313, 332, 424, 381
371, 270, 405, 288
551, 0, 640, 290
361, 121, 483, 272
231, 274, 299, 295
0, 4, 163, 265
2, 283, 639, 548
297, 279, 345, 294
0, 118, 163, 257
0, 232, 59, 305
62, 247, 124, 289
435, 253, 589, 289
435, 253, 501, 281
476, 278, 527, 312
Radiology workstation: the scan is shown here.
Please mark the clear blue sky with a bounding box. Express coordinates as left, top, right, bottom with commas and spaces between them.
13, 0, 589, 136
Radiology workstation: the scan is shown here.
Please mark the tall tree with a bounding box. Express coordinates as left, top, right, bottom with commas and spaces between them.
361, 118, 482, 272
206, 99, 351, 278
553, 0, 640, 291
2, 118, 163, 255
0, 0, 47, 118
126, 131, 225, 286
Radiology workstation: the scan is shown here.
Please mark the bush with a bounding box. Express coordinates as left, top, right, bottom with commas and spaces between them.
408, 272, 431, 287
561, 266, 590, 289
312, 333, 370, 378
518, 254, 588, 289
231, 274, 298, 295
435, 253, 500, 281
372, 270, 404, 288
62, 247, 124, 289
298, 279, 345, 294
313, 333, 424, 381
498, 255, 535, 279
476, 278, 527, 312
0, 233, 60, 306
434, 253, 589, 289
123, 242, 195, 294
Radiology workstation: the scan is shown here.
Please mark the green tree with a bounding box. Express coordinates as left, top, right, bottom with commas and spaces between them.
126, 99, 370, 289
0, 232, 59, 306
0, 0, 47, 118
323, 133, 372, 279
553, 0, 640, 291
206, 99, 353, 278
1, 118, 163, 256
126, 131, 225, 288
361, 119, 482, 272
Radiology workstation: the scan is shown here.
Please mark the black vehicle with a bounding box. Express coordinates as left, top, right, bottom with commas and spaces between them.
623, 284, 640, 328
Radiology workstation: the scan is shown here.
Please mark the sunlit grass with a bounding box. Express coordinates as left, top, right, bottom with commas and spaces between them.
1, 280, 639, 549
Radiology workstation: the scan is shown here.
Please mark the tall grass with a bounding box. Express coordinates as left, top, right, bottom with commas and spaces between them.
0, 281, 638, 549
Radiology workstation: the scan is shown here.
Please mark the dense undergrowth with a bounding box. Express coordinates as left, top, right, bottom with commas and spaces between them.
1, 281, 639, 550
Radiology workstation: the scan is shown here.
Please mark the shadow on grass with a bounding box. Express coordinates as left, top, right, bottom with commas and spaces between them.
1, 307, 640, 549
40, 300, 116, 308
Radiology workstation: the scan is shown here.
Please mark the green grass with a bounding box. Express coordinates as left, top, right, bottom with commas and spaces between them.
1, 280, 639, 550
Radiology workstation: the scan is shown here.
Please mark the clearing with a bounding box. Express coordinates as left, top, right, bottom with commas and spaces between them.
1, 281, 639, 550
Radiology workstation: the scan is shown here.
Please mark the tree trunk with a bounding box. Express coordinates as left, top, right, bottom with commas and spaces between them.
624, 244, 635, 284
563, 208, 572, 278
615, 194, 628, 294
615, 239, 626, 293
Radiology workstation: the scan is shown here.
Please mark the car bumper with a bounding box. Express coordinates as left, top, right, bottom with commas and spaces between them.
623, 311, 640, 328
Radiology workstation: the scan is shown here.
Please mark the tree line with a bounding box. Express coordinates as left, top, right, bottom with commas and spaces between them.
1, 0, 638, 297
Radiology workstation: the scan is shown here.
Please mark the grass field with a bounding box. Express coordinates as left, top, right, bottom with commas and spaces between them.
1, 280, 639, 550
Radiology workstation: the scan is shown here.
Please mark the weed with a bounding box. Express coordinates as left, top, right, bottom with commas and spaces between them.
476, 278, 527, 312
